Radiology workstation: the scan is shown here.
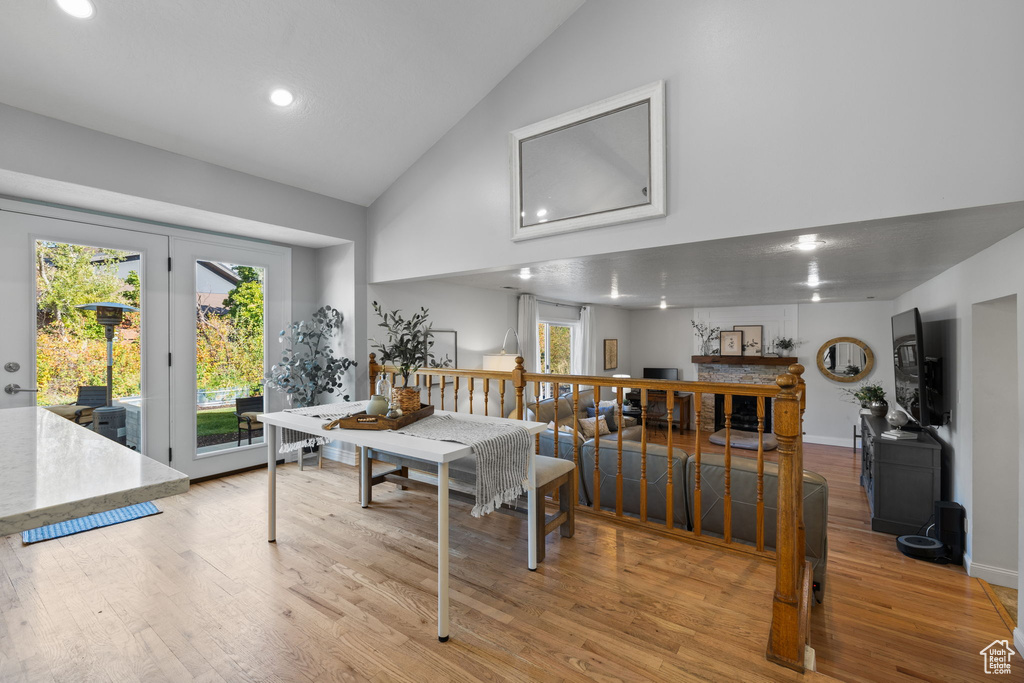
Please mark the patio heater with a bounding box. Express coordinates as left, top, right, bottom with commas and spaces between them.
77, 302, 138, 445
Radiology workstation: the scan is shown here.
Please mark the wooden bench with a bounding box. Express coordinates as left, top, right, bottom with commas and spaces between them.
363, 451, 575, 563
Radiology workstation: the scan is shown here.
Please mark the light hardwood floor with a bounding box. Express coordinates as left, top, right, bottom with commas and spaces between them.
0, 435, 1015, 682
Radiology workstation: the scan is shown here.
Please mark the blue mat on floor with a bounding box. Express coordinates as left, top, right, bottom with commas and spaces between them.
21, 502, 160, 544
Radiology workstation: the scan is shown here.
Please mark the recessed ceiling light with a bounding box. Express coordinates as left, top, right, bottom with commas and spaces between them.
806, 262, 820, 287
811, 292, 821, 302
536, 209, 547, 217
519, 267, 531, 280
57, 0, 94, 19
270, 89, 294, 107
793, 240, 825, 251
659, 299, 667, 309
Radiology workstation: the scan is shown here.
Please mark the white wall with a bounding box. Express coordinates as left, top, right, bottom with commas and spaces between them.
798, 302, 895, 446
368, 281, 518, 415
0, 103, 366, 246
315, 243, 367, 403
894, 227, 1024, 583
368, 0, 1024, 283
971, 295, 1018, 586
627, 308, 695, 379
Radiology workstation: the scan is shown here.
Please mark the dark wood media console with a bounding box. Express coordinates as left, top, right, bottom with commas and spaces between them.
860, 414, 943, 535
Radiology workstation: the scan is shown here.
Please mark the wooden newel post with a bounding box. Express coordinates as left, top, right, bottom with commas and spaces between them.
789, 363, 807, 605
766, 372, 805, 672
368, 353, 381, 397
513, 356, 526, 420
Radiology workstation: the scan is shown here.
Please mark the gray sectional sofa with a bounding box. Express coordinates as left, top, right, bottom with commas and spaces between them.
525, 393, 829, 601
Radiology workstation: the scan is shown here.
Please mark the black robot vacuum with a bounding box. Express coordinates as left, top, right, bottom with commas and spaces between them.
896, 534, 947, 562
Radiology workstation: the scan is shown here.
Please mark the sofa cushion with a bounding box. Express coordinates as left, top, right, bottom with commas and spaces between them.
578, 416, 611, 439
586, 405, 618, 431
685, 451, 828, 599
579, 439, 690, 528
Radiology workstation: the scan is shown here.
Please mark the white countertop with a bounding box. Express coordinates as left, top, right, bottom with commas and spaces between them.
259, 409, 548, 463
0, 407, 189, 537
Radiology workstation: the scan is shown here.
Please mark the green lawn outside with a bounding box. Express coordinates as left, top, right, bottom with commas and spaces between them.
196, 406, 238, 437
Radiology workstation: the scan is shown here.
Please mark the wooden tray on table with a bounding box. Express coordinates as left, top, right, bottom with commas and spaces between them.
324, 404, 435, 431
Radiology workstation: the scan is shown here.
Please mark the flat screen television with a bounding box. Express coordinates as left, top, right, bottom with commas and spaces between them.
643, 367, 678, 381
892, 308, 932, 426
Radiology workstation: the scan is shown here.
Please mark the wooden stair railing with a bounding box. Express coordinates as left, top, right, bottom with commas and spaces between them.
367, 353, 811, 672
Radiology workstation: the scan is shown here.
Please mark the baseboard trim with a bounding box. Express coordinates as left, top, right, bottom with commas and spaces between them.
967, 556, 1019, 588
323, 440, 358, 466
803, 434, 852, 448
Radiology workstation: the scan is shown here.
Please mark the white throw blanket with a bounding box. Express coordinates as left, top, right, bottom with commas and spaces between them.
394, 414, 532, 517
279, 401, 369, 453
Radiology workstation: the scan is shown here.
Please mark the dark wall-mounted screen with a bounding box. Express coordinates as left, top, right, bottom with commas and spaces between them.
643, 367, 678, 381
892, 308, 928, 426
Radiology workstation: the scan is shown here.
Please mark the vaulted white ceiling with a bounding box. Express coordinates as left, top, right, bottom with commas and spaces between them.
0, 0, 583, 207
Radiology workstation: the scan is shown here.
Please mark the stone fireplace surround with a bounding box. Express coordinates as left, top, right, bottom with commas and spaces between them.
691, 356, 796, 432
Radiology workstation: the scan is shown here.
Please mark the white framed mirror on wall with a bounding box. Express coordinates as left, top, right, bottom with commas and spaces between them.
510, 80, 666, 241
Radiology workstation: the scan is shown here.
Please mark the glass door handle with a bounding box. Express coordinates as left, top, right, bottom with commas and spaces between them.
4, 384, 39, 395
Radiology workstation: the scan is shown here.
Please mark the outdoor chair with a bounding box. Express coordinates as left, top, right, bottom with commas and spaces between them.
44, 385, 107, 426
236, 395, 265, 446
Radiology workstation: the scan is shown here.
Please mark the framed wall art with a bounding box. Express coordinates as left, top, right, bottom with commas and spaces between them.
720, 330, 743, 357
604, 339, 618, 371
734, 325, 763, 357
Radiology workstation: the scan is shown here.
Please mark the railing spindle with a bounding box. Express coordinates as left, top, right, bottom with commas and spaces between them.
593, 386, 601, 513
640, 387, 648, 522
616, 388, 624, 516
665, 391, 675, 529
572, 384, 581, 482
756, 395, 766, 551
724, 393, 733, 543
482, 378, 489, 416
513, 357, 525, 420
453, 376, 460, 413
694, 391, 702, 535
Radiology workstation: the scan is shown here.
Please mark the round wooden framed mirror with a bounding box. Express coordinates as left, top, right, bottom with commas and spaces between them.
816, 336, 874, 383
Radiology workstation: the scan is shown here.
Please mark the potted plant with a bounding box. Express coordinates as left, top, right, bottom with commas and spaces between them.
264, 305, 357, 408
772, 336, 797, 356
691, 320, 721, 356
845, 382, 888, 417
370, 301, 450, 413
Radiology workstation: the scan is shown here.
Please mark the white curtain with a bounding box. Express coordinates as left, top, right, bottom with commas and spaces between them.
573, 305, 594, 376
517, 294, 539, 374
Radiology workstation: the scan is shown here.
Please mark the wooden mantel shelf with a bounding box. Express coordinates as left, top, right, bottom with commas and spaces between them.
691, 355, 798, 366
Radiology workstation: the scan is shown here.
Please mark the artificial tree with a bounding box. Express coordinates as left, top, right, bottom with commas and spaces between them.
264, 305, 357, 408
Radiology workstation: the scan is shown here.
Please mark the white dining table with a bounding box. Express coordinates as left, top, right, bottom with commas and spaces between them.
258, 408, 547, 642
0, 407, 189, 537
